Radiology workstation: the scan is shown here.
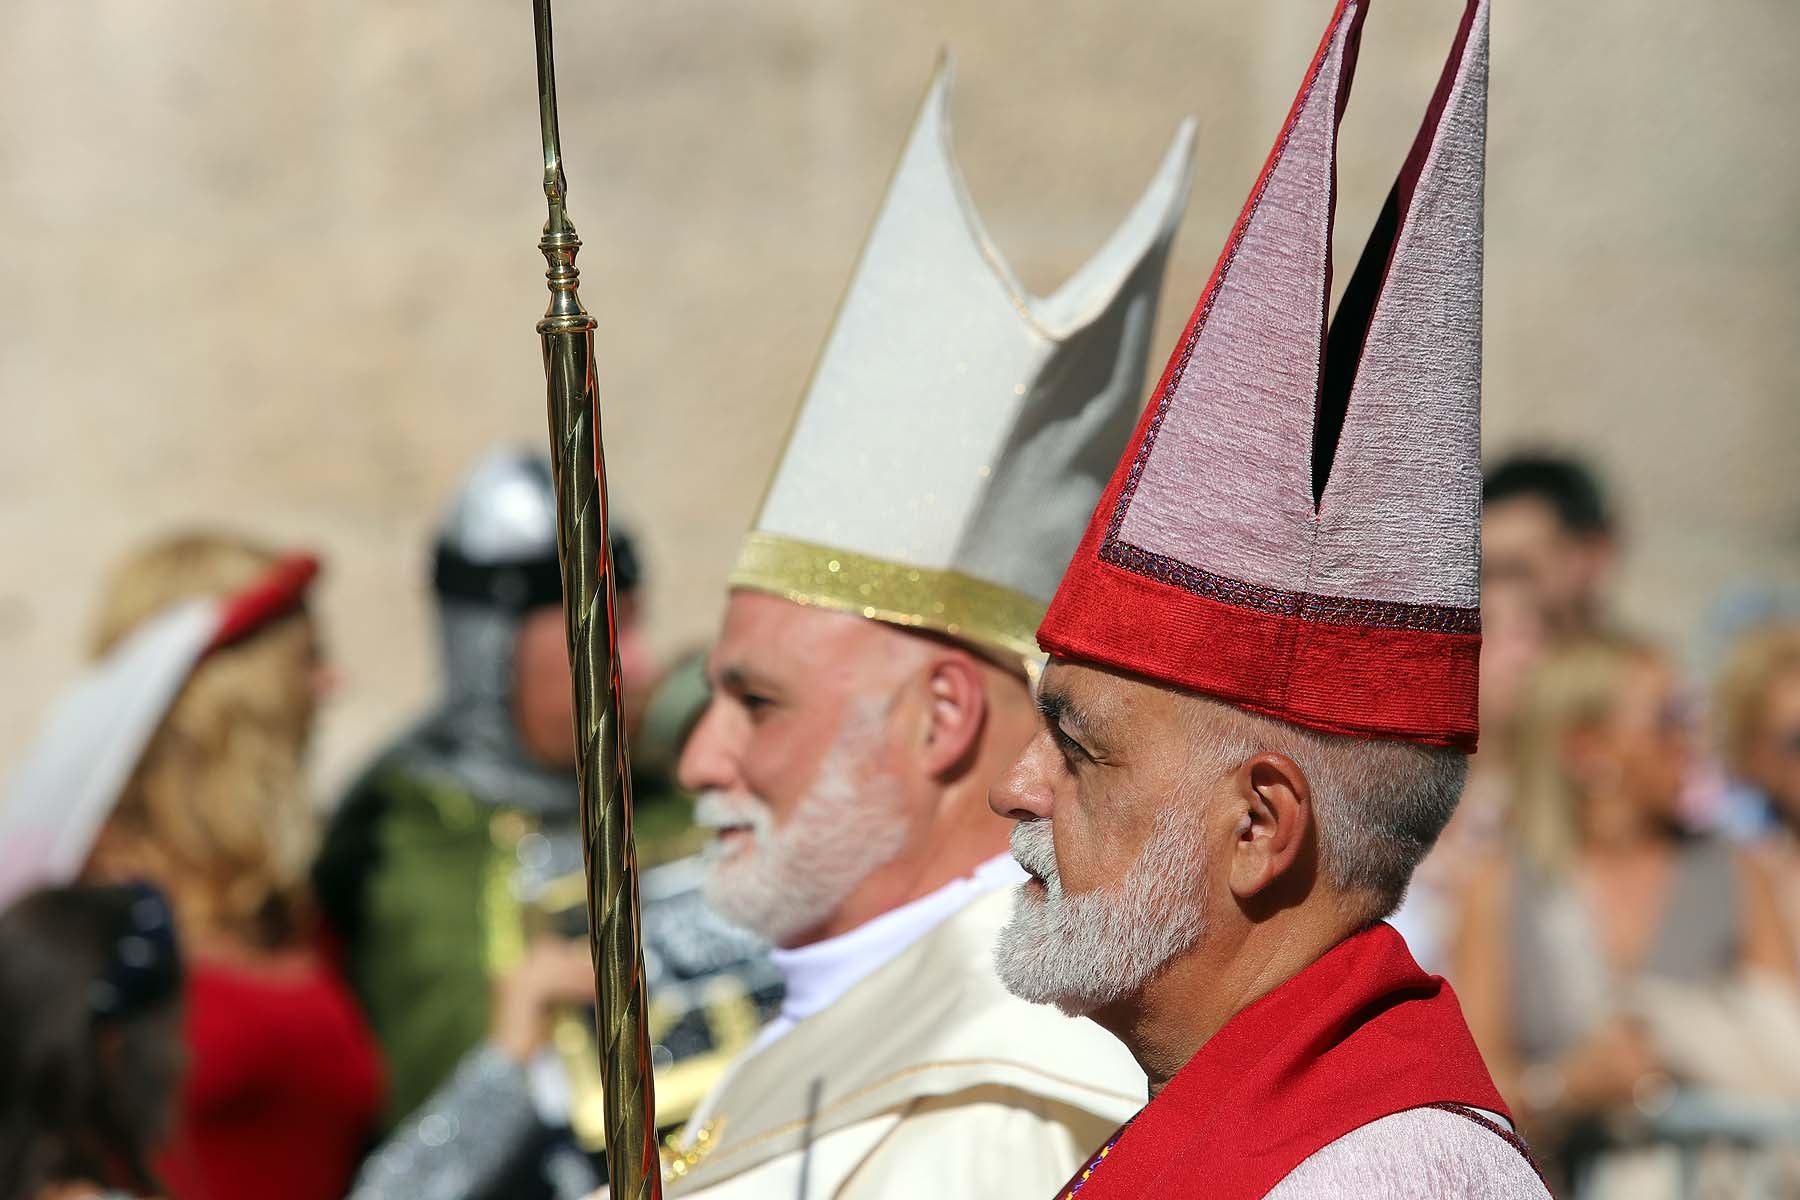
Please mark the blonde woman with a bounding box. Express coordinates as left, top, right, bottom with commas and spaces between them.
84, 534, 328, 952
1453, 636, 1797, 1182
1718, 622, 1800, 963
7, 532, 383, 1200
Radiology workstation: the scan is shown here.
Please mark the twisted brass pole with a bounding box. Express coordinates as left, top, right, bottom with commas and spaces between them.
530, 1, 660, 1195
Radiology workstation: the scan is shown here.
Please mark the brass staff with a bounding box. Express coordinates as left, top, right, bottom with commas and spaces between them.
530, 0, 661, 1194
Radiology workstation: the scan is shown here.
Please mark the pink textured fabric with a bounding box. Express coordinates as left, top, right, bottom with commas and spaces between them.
1040, 0, 1489, 750
1315, 4, 1486, 608
1264, 1107, 1549, 1199
1115, 10, 1350, 593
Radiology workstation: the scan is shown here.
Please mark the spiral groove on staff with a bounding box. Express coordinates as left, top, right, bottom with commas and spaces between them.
532, 0, 662, 1194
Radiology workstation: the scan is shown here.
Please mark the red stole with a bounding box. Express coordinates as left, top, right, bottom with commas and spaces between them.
1064, 922, 1507, 1200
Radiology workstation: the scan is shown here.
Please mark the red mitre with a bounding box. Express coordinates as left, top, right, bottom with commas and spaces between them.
1040, 0, 1489, 751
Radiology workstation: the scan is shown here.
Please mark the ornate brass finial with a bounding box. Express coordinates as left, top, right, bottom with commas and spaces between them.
529, 1, 661, 1196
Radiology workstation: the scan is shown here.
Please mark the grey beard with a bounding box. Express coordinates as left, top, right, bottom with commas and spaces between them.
993, 805, 1209, 1016
694, 702, 907, 946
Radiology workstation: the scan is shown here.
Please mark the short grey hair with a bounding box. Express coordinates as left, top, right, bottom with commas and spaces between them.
1185, 694, 1468, 919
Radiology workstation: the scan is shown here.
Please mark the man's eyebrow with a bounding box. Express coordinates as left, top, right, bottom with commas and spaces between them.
1037, 686, 1105, 749
717, 664, 777, 695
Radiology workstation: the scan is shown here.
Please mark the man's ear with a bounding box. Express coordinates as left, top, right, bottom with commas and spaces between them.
919, 654, 988, 780
1226, 753, 1314, 904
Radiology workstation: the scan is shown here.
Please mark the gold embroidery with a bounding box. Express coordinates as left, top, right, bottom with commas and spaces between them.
680, 1056, 1142, 1178
729, 533, 1044, 678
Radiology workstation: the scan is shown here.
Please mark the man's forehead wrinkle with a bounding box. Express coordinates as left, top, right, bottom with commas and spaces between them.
809, 617, 934, 700
723, 589, 865, 660
1058, 666, 1133, 725
714, 636, 807, 692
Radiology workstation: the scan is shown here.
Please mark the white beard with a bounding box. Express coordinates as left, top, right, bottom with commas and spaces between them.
993, 804, 1209, 1016
693, 702, 907, 946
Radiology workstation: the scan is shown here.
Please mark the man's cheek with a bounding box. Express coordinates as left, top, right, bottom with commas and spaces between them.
744, 735, 811, 813
1051, 823, 1095, 894
738, 760, 783, 821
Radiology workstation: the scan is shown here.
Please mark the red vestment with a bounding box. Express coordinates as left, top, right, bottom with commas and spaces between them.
1061, 923, 1520, 1199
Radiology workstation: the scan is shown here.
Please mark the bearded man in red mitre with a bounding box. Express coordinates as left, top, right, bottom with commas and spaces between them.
989, 1, 1552, 1196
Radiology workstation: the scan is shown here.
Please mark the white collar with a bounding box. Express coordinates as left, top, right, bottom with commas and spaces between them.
768, 853, 1023, 1025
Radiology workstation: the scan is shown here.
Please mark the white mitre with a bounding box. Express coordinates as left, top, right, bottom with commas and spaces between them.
730, 57, 1195, 675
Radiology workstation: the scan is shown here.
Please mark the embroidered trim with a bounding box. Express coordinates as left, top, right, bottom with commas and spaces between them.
1097, 539, 1480, 634
729, 532, 1045, 679
677, 1055, 1143, 1183
1422, 1102, 1551, 1189
1062, 1124, 1129, 1198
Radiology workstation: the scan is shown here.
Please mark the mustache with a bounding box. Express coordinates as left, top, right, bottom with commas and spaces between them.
693, 790, 771, 834
1009, 821, 1059, 886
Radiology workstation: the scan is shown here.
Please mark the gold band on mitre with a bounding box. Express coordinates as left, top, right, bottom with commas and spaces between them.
729, 532, 1045, 680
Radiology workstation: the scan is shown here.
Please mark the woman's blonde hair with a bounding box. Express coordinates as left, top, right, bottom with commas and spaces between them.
91, 532, 320, 948
1509, 633, 1660, 870
1715, 622, 1800, 779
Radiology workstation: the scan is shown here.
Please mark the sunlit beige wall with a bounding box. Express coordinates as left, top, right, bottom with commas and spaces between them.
3, 0, 1795, 792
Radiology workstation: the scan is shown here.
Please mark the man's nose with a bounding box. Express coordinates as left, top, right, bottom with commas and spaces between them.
989, 734, 1055, 821
677, 698, 740, 794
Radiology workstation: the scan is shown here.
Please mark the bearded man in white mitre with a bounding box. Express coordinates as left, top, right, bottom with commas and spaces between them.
655, 55, 1197, 1200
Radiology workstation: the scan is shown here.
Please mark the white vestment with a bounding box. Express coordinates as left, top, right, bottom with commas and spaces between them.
663, 885, 1145, 1199
1266, 1107, 1551, 1199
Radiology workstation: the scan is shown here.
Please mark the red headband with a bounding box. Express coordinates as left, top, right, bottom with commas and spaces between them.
207, 554, 321, 653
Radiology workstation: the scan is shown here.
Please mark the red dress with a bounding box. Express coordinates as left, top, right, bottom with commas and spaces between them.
157, 954, 385, 1200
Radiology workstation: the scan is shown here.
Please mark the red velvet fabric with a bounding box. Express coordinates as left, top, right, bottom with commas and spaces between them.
1060, 923, 1508, 1200
157, 956, 384, 1200
1040, 547, 1480, 749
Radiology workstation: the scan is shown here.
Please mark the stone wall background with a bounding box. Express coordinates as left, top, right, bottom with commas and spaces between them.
3, 0, 1795, 793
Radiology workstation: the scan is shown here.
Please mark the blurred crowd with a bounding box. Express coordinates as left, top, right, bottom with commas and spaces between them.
2, 446, 1798, 1200
0, 451, 760, 1200
1396, 455, 1800, 1197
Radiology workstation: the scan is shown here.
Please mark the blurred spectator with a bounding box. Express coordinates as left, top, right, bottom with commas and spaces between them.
312, 453, 644, 1129
1482, 452, 1617, 641
0, 884, 183, 1200
313, 450, 750, 1200
631, 645, 714, 862
1390, 473, 1559, 970
1719, 622, 1800, 961
82, 535, 327, 948
1397, 453, 1615, 971
3, 532, 385, 1200
1392, 577, 1551, 971
348, 937, 597, 1200
1453, 635, 1800, 1192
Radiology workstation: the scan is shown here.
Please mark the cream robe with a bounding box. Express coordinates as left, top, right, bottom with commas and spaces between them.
663, 888, 1145, 1199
